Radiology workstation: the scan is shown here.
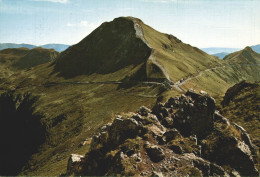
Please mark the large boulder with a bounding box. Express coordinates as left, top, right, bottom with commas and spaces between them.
169, 90, 215, 138
202, 131, 259, 176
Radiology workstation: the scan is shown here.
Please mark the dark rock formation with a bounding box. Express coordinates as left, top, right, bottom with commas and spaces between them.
66, 90, 259, 176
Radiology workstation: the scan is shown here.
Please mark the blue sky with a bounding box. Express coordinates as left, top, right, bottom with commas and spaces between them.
0, 0, 259, 48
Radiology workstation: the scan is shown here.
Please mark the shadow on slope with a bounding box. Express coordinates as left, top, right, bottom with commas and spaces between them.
0, 91, 46, 175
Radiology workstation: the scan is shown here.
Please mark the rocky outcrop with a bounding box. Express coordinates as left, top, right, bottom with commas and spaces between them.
152, 90, 215, 138
66, 90, 259, 176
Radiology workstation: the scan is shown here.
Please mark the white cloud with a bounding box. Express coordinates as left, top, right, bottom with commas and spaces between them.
66, 22, 75, 27
31, 0, 69, 3
67, 21, 97, 30
80, 21, 88, 27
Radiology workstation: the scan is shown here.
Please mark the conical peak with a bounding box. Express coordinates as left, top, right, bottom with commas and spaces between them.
54, 16, 152, 78
243, 46, 253, 52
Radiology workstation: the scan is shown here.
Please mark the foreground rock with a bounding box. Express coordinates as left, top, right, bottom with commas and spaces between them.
66, 90, 259, 176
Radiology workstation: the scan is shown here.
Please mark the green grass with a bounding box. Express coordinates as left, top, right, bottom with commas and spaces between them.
0, 62, 162, 175
224, 46, 260, 64
219, 82, 260, 170
139, 19, 222, 82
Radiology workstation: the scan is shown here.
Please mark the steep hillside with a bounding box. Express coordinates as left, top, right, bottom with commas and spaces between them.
55, 17, 221, 82
224, 46, 260, 64
55, 17, 153, 80
220, 81, 260, 170
177, 47, 260, 96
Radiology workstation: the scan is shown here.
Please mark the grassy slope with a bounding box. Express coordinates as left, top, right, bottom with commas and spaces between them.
14, 47, 59, 69
138, 18, 222, 82
0, 48, 30, 79
181, 65, 259, 97
0, 62, 164, 175
177, 47, 260, 98
220, 81, 260, 144
224, 46, 260, 64
0, 47, 59, 81
219, 82, 260, 170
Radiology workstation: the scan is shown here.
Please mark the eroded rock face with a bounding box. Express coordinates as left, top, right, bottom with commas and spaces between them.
66, 90, 259, 176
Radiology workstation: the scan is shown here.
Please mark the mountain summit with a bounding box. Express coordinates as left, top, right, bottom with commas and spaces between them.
54, 17, 220, 82
224, 46, 260, 64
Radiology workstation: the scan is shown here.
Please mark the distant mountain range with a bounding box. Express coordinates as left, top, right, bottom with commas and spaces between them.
201, 47, 241, 54
212, 52, 229, 59
0, 43, 70, 52
201, 44, 260, 59
251, 44, 260, 53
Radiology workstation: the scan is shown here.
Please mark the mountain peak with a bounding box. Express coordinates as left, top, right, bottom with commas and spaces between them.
54, 17, 219, 82
243, 46, 253, 52
54, 16, 153, 79
224, 46, 260, 64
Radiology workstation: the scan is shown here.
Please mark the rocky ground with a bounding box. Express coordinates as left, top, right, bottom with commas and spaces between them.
65, 90, 259, 176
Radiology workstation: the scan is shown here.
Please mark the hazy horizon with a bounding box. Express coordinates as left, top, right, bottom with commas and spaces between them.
0, 0, 259, 48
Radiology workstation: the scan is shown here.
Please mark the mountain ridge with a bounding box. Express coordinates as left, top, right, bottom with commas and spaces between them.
224, 46, 260, 64
201, 45, 260, 58
0, 47, 59, 80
